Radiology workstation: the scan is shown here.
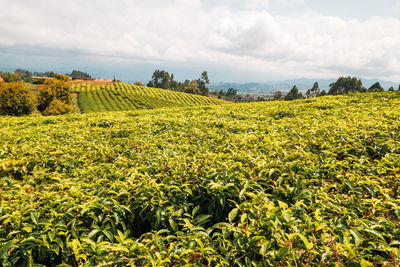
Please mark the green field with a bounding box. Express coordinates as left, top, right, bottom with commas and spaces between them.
71, 82, 226, 113
1, 92, 400, 266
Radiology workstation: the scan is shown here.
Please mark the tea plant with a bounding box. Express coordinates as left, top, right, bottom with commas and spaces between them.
71, 82, 225, 113
0, 92, 399, 266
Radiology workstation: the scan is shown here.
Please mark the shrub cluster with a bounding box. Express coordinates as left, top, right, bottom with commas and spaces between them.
42, 99, 74, 116
0, 82, 35, 116
37, 78, 73, 115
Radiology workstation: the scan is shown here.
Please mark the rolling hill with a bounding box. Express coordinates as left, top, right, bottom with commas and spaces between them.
71, 82, 226, 113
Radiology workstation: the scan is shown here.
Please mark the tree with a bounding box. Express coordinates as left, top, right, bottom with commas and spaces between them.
226, 88, 237, 98
37, 78, 72, 112
398, 85, 400, 91
70, 70, 91, 79
15, 69, 32, 82
388, 86, 395, 92
149, 69, 170, 89
368, 82, 384, 92
319, 90, 327, 96
306, 82, 320, 97
184, 80, 198, 94
0, 72, 21, 83
198, 71, 209, 96
328, 77, 363, 95
0, 82, 35, 116
285, 85, 303, 101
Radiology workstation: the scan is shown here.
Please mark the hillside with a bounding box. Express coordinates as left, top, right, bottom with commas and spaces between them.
1, 92, 400, 265
72, 82, 226, 113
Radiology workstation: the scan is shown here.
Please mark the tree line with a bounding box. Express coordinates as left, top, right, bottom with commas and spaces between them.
0, 69, 92, 83
273, 76, 400, 101
143, 70, 210, 96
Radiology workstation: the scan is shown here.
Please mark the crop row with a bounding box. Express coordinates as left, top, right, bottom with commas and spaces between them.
71, 83, 225, 113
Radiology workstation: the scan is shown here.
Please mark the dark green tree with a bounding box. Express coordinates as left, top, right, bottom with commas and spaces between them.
285, 85, 303, 101
198, 71, 209, 96
368, 82, 384, 92
70, 70, 91, 79
15, 69, 32, 82
388, 86, 395, 92
328, 77, 363, 95
149, 69, 171, 89
306, 82, 320, 97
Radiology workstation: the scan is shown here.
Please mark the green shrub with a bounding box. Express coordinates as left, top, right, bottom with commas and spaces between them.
0, 82, 35, 116
42, 99, 73, 116
55, 73, 70, 82
37, 79, 72, 111
0, 72, 21, 82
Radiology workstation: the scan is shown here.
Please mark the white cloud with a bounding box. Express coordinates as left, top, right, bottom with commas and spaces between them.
0, 0, 400, 80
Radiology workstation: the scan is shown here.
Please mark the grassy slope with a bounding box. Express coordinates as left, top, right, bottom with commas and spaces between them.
1, 93, 400, 265
71, 82, 226, 113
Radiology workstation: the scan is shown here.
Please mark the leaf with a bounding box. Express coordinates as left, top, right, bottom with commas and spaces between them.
30, 212, 38, 224
349, 229, 363, 246
169, 218, 178, 232
102, 230, 113, 242
195, 214, 212, 225
296, 233, 313, 250
276, 246, 289, 260
228, 208, 239, 223
0, 240, 16, 258
363, 228, 385, 241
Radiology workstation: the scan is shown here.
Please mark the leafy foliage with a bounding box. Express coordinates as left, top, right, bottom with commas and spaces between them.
42, 99, 74, 116
72, 82, 225, 113
0, 82, 35, 116
0, 92, 400, 265
284, 85, 304, 100
328, 76, 364, 95
0, 72, 21, 83
37, 79, 72, 112
70, 70, 92, 80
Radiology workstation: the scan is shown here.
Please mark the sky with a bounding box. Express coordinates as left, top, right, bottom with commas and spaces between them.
0, 0, 400, 82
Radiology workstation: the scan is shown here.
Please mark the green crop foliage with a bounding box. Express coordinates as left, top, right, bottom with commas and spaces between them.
71, 82, 226, 113
0, 92, 400, 266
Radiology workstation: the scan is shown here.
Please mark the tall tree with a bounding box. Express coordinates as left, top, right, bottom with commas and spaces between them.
328, 77, 363, 95
285, 85, 303, 101
198, 71, 209, 96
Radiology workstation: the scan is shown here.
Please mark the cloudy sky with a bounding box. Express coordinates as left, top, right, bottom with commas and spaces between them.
1, 0, 400, 82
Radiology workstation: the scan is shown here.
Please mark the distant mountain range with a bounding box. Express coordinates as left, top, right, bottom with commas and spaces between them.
210, 78, 400, 96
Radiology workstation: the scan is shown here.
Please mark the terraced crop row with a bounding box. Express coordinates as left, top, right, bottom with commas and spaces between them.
71, 83, 225, 113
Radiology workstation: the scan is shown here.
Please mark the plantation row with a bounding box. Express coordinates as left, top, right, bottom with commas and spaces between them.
1, 92, 400, 265
71, 82, 225, 113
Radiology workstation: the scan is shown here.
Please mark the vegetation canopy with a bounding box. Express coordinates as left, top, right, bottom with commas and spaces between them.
0, 82, 35, 116
0, 92, 399, 266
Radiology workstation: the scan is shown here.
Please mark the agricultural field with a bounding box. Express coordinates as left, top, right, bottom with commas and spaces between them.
1, 92, 400, 266
72, 82, 225, 113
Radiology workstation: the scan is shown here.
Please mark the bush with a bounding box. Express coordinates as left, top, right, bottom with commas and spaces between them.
0, 72, 21, 82
0, 82, 35, 116
37, 79, 72, 111
55, 73, 70, 82
42, 99, 73, 116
